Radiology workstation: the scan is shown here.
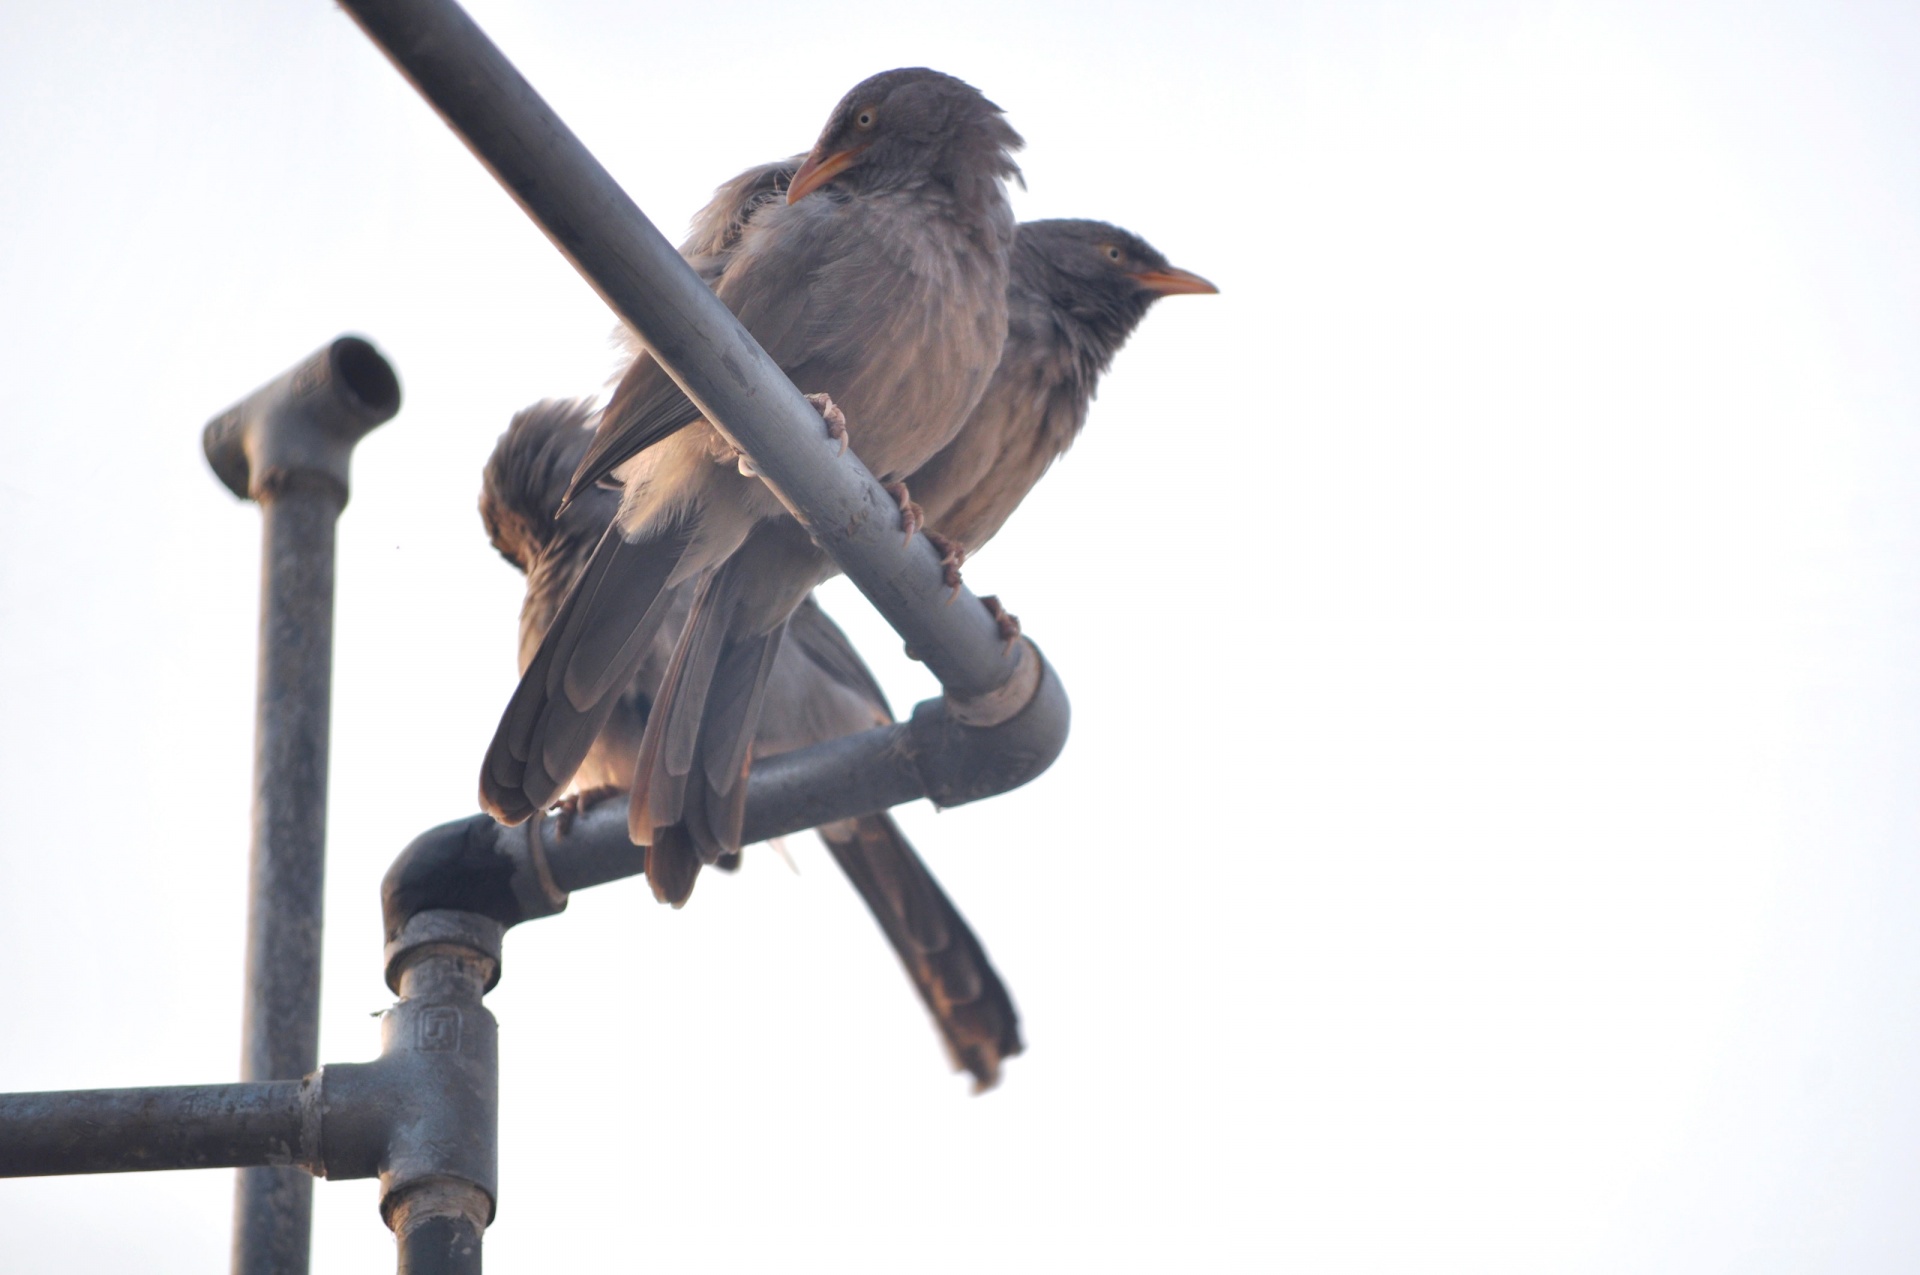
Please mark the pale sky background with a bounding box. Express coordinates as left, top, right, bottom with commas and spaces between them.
2, 0, 1919, 1270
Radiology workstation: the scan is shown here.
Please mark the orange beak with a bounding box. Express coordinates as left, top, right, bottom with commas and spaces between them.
1131, 265, 1219, 296
787, 144, 870, 204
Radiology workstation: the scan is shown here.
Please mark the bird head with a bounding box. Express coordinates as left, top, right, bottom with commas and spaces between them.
788, 68, 1024, 208
480, 398, 612, 573
1018, 219, 1217, 345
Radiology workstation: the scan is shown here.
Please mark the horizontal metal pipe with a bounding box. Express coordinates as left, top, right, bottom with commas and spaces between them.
381, 655, 1069, 937
538, 719, 928, 896
0, 1082, 314, 1178
337, 0, 1031, 704
0, 917, 505, 1198
740, 724, 926, 850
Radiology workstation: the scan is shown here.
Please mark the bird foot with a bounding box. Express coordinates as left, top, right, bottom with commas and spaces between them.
885, 482, 924, 545
925, 530, 968, 599
553, 784, 623, 836
806, 392, 849, 456
979, 595, 1022, 652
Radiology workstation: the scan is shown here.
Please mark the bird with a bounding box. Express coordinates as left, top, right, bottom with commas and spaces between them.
479, 66, 1025, 900
656, 152, 1218, 568
593, 180, 1219, 903
677, 153, 807, 282
474, 190, 1214, 1085
481, 399, 1023, 1089
903, 217, 1219, 562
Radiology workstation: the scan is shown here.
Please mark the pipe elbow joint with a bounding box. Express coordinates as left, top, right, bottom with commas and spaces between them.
910, 641, 1071, 809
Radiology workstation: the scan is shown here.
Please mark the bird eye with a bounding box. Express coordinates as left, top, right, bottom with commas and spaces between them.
855, 109, 876, 129
1105, 246, 1122, 262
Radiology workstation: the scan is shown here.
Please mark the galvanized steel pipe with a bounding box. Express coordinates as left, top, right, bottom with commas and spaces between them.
0, 1081, 316, 1178
203, 334, 401, 1275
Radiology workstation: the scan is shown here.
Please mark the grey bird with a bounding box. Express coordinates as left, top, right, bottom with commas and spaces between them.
627, 186, 1215, 903
904, 218, 1218, 560
471, 192, 1211, 1084
667, 154, 1219, 574
481, 69, 1023, 912
481, 400, 1022, 1088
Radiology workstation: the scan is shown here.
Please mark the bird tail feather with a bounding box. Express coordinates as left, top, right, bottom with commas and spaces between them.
631, 550, 790, 905
818, 812, 1024, 1090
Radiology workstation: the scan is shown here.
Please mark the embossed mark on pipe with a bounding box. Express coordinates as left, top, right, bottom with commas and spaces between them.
418, 1007, 462, 1053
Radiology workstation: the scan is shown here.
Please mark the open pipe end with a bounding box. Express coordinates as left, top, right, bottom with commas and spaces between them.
330, 335, 402, 421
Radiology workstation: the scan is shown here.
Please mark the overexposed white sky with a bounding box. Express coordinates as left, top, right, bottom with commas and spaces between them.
3, 1, 1919, 1270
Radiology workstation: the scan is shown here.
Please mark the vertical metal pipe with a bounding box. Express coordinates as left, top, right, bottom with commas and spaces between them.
204, 336, 400, 1275
231, 480, 342, 1275
396, 1211, 485, 1275
375, 912, 503, 1275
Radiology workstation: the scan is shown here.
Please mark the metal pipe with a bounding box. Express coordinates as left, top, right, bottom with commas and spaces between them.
0, 910, 502, 1275
336, 0, 1044, 714
380, 654, 1070, 937
0, 1082, 316, 1178
204, 335, 401, 1275
371, 913, 501, 1275
393, 1202, 486, 1275
0, 7, 1088, 1269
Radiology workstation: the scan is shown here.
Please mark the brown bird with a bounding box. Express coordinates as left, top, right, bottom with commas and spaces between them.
907, 217, 1218, 558
590, 174, 1219, 904
481, 400, 1022, 1088
472, 189, 1213, 1085
666, 155, 1218, 568
481, 69, 1024, 913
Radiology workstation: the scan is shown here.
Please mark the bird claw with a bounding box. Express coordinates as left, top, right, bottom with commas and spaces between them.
552, 785, 623, 836
885, 482, 924, 545
979, 595, 1021, 652
806, 392, 848, 456
926, 530, 968, 600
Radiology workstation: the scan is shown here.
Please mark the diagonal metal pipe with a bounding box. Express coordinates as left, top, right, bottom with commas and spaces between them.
335, 0, 1054, 725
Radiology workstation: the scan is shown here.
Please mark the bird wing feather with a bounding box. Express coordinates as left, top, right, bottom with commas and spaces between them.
563, 195, 935, 502
479, 518, 689, 825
